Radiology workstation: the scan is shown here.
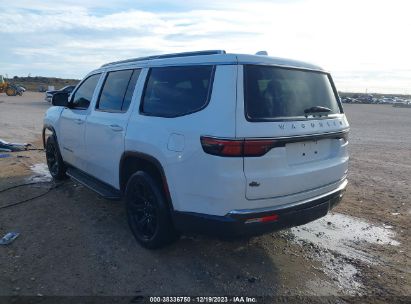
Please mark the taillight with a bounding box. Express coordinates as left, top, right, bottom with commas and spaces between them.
200, 136, 276, 157
200, 137, 243, 156
201, 131, 349, 157
243, 140, 276, 157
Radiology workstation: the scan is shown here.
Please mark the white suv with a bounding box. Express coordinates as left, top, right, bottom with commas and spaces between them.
43, 50, 349, 248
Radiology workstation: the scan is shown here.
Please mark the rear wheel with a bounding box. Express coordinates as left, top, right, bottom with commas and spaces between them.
125, 171, 179, 249
46, 135, 67, 180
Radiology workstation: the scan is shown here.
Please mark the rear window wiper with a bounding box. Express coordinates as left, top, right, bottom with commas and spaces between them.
304, 106, 331, 117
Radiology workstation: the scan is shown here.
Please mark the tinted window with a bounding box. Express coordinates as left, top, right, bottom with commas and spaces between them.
122, 69, 141, 111
71, 74, 101, 109
97, 69, 140, 112
244, 65, 341, 120
141, 65, 214, 117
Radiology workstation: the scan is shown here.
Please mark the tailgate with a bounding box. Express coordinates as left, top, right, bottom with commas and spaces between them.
237, 64, 350, 200
243, 132, 349, 200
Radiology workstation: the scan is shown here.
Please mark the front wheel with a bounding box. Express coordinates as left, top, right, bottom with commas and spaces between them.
125, 171, 179, 249
45, 135, 67, 180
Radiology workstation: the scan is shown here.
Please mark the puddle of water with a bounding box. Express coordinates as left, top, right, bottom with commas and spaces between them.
327, 260, 362, 293
288, 212, 400, 294
27, 163, 52, 182
291, 212, 399, 263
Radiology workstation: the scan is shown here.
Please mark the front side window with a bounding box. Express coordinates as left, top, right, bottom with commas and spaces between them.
97, 69, 141, 112
71, 74, 101, 109
141, 65, 214, 117
244, 65, 341, 120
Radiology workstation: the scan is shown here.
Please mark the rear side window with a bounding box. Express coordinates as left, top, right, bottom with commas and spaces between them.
244, 65, 341, 121
141, 65, 214, 117
97, 69, 141, 112
71, 74, 101, 109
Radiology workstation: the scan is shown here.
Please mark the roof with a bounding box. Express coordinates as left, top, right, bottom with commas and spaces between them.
98, 50, 324, 72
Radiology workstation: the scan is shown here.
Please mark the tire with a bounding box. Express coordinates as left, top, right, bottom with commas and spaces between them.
125, 171, 179, 249
6, 87, 16, 96
45, 135, 67, 180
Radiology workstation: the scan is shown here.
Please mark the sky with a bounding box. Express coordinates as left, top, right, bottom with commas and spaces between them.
0, 0, 410, 94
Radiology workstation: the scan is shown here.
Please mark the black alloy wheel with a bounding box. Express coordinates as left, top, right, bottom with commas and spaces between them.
125, 171, 178, 249
45, 135, 66, 180
128, 179, 158, 240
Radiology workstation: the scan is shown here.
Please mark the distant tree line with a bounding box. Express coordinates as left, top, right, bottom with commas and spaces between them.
6, 76, 80, 92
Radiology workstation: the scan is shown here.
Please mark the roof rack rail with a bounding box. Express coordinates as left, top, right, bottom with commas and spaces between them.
101, 50, 226, 67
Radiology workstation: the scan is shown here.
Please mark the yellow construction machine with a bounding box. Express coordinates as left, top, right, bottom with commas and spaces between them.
0, 75, 23, 96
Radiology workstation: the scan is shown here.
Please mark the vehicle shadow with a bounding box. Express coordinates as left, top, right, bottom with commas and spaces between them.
0, 179, 285, 296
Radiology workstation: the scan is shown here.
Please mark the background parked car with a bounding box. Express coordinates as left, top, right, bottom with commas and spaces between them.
45, 85, 76, 102
341, 97, 354, 103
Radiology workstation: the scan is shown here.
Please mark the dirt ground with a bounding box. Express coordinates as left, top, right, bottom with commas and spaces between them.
0, 92, 409, 301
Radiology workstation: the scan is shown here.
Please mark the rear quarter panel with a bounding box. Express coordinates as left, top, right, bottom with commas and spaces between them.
125, 65, 245, 214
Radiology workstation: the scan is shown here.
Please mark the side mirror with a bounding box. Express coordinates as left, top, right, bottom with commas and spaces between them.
52, 92, 69, 107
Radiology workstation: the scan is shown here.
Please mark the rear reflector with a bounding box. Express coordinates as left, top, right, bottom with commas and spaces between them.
244, 214, 279, 224
200, 136, 277, 157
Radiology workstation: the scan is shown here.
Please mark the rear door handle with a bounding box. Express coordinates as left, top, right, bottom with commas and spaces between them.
75, 118, 84, 125
109, 124, 123, 132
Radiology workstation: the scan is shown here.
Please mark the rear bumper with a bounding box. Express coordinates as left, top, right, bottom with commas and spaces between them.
172, 179, 347, 237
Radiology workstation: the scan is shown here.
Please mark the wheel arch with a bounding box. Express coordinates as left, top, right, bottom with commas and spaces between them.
119, 151, 173, 210
42, 124, 58, 149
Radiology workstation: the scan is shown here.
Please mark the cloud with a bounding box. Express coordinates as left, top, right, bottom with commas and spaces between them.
0, 0, 410, 93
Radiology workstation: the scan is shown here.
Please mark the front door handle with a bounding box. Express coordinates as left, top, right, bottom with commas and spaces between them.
109, 124, 123, 132
75, 118, 84, 125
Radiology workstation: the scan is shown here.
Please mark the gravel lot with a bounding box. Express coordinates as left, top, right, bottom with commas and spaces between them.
0, 92, 409, 300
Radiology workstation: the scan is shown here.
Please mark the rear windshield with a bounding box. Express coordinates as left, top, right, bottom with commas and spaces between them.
244, 65, 341, 120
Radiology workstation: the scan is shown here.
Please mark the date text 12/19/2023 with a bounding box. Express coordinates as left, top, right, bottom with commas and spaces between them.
149, 296, 258, 303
